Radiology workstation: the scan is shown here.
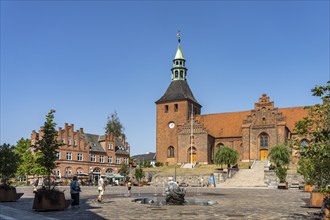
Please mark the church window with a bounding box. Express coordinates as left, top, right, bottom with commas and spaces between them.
165, 105, 169, 113
174, 104, 178, 112
175, 71, 178, 78
262, 117, 266, 125
175, 61, 178, 65
168, 146, 175, 157
260, 134, 268, 148
180, 71, 183, 78
179, 61, 182, 65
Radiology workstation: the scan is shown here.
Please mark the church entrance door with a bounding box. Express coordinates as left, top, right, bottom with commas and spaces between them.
259, 149, 268, 160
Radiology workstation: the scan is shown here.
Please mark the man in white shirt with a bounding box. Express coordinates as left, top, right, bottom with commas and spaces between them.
97, 175, 106, 202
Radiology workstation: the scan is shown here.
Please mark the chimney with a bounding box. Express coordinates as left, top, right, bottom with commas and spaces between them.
79, 128, 84, 134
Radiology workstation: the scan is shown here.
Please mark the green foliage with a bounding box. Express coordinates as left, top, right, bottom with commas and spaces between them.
35, 109, 63, 189
297, 158, 316, 185
134, 168, 144, 183
268, 144, 291, 183
105, 111, 125, 137
14, 138, 38, 179
0, 143, 20, 185
214, 146, 239, 168
155, 162, 163, 167
119, 162, 129, 176
142, 160, 152, 168
294, 81, 330, 189
268, 144, 291, 167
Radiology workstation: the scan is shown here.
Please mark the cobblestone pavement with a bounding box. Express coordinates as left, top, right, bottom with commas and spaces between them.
0, 186, 319, 219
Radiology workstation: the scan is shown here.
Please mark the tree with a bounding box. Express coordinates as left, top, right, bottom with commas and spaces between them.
294, 81, 330, 189
268, 144, 291, 183
0, 143, 20, 186
119, 162, 129, 177
35, 109, 63, 189
135, 168, 144, 184
214, 147, 239, 168
14, 138, 37, 185
105, 111, 125, 137
214, 146, 238, 178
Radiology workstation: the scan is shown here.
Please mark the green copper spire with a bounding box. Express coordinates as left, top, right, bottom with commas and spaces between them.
171, 31, 187, 81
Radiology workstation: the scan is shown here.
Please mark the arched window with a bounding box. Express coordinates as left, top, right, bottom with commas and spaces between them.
180, 70, 183, 78
168, 146, 175, 158
260, 134, 269, 148
175, 70, 178, 78
106, 168, 113, 174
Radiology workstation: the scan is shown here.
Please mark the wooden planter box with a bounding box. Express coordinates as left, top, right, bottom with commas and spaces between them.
278, 182, 288, 189
33, 190, 72, 211
304, 184, 315, 192
310, 192, 324, 208
324, 208, 329, 220
0, 187, 24, 202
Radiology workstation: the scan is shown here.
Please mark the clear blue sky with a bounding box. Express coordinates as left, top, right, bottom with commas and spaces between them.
1, 1, 329, 156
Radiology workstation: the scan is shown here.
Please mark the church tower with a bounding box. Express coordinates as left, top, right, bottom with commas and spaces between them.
155, 33, 202, 165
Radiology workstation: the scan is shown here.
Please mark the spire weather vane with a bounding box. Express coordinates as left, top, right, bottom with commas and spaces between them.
177, 31, 181, 43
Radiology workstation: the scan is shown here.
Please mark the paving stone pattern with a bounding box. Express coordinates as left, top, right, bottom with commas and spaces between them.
0, 186, 318, 219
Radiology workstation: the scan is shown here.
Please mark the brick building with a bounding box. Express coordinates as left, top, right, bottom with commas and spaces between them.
155, 38, 309, 165
31, 123, 130, 182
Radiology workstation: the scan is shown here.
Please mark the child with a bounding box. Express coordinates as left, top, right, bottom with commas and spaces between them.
127, 181, 132, 197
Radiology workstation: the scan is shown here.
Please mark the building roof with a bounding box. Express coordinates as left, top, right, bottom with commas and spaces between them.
83, 133, 106, 153
196, 111, 250, 137
155, 80, 201, 106
131, 152, 156, 161
278, 106, 309, 131
196, 106, 308, 138
174, 45, 184, 59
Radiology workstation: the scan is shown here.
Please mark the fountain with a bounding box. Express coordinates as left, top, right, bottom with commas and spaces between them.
132, 177, 217, 206
164, 177, 186, 205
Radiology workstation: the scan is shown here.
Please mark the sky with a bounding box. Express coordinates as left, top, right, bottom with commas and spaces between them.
1, 0, 329, 156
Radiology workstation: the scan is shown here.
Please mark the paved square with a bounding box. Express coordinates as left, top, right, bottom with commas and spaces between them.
0, 186, 317, 219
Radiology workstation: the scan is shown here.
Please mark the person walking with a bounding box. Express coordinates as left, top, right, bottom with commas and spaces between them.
70, 176, 81, 208
127, 181, 132, 197
33, 177, 39, 193
98, 175, 106, 203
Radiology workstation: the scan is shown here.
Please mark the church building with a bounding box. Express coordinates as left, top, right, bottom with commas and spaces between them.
155, 36, 308, 165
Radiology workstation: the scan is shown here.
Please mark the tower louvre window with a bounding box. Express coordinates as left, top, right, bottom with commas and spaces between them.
174, 104, 178, 112
175, 71, 178, 78
180, 71, 183, 78
165, 105, 169, 113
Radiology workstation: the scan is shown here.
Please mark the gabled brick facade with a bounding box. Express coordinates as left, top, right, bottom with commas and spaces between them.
31, 123, 130, 182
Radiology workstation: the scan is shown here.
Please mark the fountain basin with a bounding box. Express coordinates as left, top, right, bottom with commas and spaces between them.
132, 197, 218, 206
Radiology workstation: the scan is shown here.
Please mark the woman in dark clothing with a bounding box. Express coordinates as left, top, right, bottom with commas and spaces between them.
70, 176, 81, 208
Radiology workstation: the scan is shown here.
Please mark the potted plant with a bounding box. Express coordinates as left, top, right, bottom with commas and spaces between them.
32, 110, 71, 211
268, 144, 291, 189
0, 143, 24, 202
297, 158, 316, 192
294, 81, 330, 208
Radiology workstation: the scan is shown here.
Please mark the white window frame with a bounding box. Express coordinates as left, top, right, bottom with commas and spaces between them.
66, 152, 72, 160
91, 154, 96, 162
100, 155, 104, 163
108, 156, 113, 163
116, 157, 120, 164
77, 153, 83, 161
56, 152, 61, 159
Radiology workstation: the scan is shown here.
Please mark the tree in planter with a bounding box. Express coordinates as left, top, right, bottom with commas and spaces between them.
294, 81, 330, 190
134, 168, 145, 185
14, 138, 38, 186
214, 146, 239, 178
0, 143, 20, 186
268, 144, 291, 183
35, 109, 63, 190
